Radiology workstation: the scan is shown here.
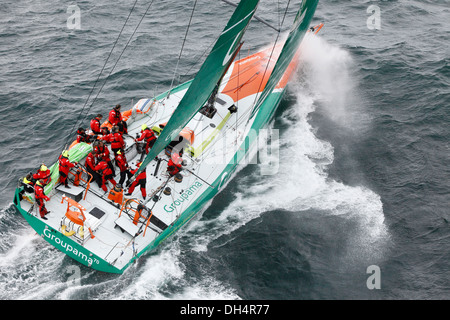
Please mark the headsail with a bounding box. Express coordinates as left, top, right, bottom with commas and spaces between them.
132, 0, 260, 179
249, 0, 319, 118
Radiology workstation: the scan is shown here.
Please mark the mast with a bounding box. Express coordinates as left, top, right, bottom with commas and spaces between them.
129, 0, 260, 182
249, 0, 319, 119
200, 41, 244, 118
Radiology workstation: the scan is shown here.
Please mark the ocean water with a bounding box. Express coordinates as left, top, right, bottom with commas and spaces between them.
0, 0, 449, 300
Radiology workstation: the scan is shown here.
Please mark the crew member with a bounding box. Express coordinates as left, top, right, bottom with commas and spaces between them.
117, 120, 128, 135
100, 127, 110, 137
167, 153, 183, 176
94, 140, 115, 175
18, 174, 34, 201
90, 114, 103, 135
76, 127, 91, 143
108, 104, 122, 126
135, 124, 156, 156
33, 164, 51, 185
58, 150, 77, 188
115, 150, 132, 186
94, 160, 117, 192
34, 179, 50, 220
84, 151, 102, 188
126, 162, 147, 199
102, 126, 125, 155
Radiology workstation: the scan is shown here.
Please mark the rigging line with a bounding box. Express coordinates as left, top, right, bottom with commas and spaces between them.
183, 167, 214, 188
236, 43, 240, 143
194, 143, 232, 189
221, 72, 259, 94
158, 157, 214, 188
182, 33, 219, 79
181, 23, 247, 85
178, 0, 255, 82
80, 0, 156, 126
278, 0, 281, 30
167, 0, 198, 98
65, 0, 140, 147
171, 169, 198, 215
183, 27, 221, 82
245, 0, 291, 127
149, 176, 171, 210
178, 14, 246, 84
220, 0, 280, 32
198, 99, 264, 158
208, 78, 266, 143
217, 56, 269, 93
169, 190, 181, 220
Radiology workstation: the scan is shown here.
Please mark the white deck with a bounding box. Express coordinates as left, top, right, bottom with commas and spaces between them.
19, 79, 260, 270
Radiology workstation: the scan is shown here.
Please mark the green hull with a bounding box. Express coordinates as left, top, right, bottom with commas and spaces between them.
13, 189, 123, 273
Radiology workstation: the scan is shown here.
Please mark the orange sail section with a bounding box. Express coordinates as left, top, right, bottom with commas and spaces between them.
221, 45, 282, 103
221, 42, 305, 103
221, 24, 323, 103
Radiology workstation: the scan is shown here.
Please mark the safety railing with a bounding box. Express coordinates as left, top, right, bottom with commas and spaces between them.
118, 198, 153, 237
68, 165, 93, 200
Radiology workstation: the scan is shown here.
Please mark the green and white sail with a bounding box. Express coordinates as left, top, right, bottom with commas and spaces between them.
133, 0, 259, 178
250, 0, 319, 118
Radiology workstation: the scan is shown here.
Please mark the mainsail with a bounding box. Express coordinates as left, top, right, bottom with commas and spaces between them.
132, 0, 259, 179
249, 0, 319, 118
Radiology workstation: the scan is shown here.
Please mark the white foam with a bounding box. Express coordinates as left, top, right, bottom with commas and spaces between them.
0, 229, 37, 268
114, 242, 239, 300
0, 226, 67, 300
